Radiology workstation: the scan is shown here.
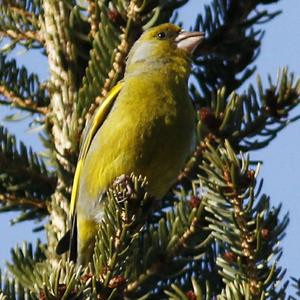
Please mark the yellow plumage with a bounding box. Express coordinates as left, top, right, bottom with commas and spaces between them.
58, 23, 204, 265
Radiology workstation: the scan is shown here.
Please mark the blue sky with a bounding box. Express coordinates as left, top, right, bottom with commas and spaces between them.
1, 0, 300, 294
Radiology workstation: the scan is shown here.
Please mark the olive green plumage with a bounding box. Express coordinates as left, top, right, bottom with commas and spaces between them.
57, 23, 204, 265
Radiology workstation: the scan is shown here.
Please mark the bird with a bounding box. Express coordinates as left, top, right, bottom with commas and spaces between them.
56, 23, 204, 265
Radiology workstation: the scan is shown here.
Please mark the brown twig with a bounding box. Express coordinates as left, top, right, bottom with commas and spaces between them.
0, 193, 47, 210
1, 3, 44, 44
0, 85, 48, 114
223, 166, 260, 296
8, 5, 39, 25
1, 29, 44, 45
177, 134, 216, 182
87, 0, 98, 39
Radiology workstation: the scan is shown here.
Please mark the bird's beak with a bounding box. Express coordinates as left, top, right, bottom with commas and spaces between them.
175, 31, 205, 54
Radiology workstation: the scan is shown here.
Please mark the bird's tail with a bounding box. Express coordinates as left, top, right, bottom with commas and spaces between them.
55, 215, 77, 262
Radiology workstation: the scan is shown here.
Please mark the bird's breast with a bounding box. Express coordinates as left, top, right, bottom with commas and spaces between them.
79, 72, 195, 214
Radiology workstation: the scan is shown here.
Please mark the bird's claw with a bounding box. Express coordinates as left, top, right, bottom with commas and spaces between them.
113, 174, 135, 204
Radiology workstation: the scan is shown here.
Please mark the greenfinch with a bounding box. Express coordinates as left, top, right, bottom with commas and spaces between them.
57, 23, 204, 265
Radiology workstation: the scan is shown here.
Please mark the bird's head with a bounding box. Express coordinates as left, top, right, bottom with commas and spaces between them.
126, 23, 204, 72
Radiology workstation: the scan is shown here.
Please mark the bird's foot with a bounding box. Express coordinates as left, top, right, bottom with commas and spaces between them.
112, 174, 135, 203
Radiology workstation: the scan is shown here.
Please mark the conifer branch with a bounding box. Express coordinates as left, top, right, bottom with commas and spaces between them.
231, 70, 300, 150
291, 277, 300, 299
125, 199, 210, 298
0, 2, 43, 49
7, 4, 37, 23
0, 149, 54, 191
181, 70, 300, 185
0, 85, 47, 114
0, 54, 49, 114
7, 241, 48, 292
0, 193, 47, 210
92, 175, 149, 284
197, 69, 300, 152
125, 215, 204, 294
0, 29, 43, 45
192, 0, 281, 98
86, 0, 99, 39
42, 0, 82, 176
0, 270, 31, 300
198, 141, 288, 298
0, 126, 56, 221
1, 0, 43, 16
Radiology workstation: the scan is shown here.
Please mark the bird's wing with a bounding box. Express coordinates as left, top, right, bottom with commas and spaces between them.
56, 81, 123, 259
70, 81, 124, 216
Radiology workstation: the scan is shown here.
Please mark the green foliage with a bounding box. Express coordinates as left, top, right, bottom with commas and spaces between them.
7, 243, 88, 299
199, 141, 288, 298
197, 69, 300, 152
0, 125, 55, 223
0, 53, 49, 113
7, 240, 46, 290
123, 193, 208, 298
0, 271, 34, 300
191, 0, 281, 102
290, 277, 300, 299
0, 0, 43, 52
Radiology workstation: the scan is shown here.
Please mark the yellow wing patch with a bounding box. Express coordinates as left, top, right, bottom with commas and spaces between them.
70, 82, 124, 216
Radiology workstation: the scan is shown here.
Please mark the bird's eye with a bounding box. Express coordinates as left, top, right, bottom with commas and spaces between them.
157, 31, 167, 40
